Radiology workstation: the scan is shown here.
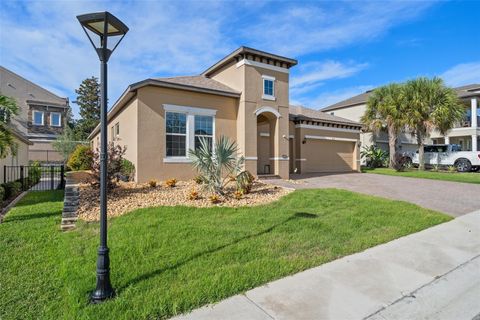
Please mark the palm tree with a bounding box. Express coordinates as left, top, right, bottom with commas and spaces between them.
403, 77, 464, 170
361, 83, 406, 169
0, 95, 19, 158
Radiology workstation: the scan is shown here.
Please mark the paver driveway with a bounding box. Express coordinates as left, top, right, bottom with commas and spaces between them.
265, 172, 480, 217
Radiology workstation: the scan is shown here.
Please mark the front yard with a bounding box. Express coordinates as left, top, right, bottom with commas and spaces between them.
363, 167, 480, 184
0, 189, 451, 319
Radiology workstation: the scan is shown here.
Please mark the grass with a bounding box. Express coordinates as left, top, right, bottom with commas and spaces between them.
0, 190, 451, 320
362, 167, 480, 184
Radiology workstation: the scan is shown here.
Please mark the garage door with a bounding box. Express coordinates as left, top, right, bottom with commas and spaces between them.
303, 140, 355, 173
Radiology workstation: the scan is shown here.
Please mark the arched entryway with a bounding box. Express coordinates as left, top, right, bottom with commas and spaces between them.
255, 107, 280, 175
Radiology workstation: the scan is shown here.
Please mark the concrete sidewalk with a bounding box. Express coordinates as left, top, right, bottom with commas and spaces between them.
173, 211, 480, 320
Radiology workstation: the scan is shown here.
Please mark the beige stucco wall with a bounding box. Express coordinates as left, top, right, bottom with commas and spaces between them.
0, 136, 29, 183
135, 86, 238, 182
91, 98, 139, 178
28, 141, 63, 162
210, 59, 291, 178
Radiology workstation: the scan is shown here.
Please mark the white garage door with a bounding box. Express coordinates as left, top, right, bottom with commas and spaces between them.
303, 140, 355, 173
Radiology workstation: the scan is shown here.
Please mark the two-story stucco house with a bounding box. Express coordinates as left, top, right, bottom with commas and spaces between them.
321, 84, 480, 158
0, 66, 70, 163
89, 47, 362, 182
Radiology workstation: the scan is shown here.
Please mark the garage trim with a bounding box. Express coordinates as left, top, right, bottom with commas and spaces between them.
304, 135, 358, 142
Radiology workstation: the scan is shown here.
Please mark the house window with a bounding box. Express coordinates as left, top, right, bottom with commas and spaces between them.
262, 75, 275, 100
166, 112, 187, 157
110, 123, 120, 141
33, 111, 44, 125
50, 112, 61, 127
194, 115, 213, 150
110, 126, 115, 141
163, 104, 217, 161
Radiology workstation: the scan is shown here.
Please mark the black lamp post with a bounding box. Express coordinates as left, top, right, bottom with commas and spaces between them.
77, 11, 128, 303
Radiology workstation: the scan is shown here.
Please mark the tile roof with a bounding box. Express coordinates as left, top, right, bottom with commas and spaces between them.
154, 75, 240, 95
321, 83, 480, 112
289, 105, 361, 126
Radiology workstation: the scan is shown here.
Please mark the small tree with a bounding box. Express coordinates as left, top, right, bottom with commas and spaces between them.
404, 77, 465, 170
188, 136, 246, 195
0, 95, 19, 158
74, 77, 100, 140
53, 126, 84, 161
361, 83, 406, 169
92, 142, 126, 189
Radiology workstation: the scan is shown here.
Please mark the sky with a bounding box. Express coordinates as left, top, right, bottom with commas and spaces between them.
1, 0, 479, 118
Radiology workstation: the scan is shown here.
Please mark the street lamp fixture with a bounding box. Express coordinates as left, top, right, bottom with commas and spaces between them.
77, 11, 128, 303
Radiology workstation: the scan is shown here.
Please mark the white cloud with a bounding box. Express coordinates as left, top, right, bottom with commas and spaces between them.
440, 62, 480, 87
291, 61, 368, 88
0, 1, 435, 117
244, 1, 435, 57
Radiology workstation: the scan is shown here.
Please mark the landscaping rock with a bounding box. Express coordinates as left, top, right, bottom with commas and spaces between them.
77, 179, 291, 222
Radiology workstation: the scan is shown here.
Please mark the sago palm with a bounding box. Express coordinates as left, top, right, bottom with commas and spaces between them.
403, 77, 464, 170
188, 135, 245, 195
361, 83, 406, 169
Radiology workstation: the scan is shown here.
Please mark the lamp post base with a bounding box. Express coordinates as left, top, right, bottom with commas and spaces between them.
90, 246, 115, 303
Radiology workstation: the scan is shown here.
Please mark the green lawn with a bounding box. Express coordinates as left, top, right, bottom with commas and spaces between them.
0, 190, 451, 320
362, 167, 480, 184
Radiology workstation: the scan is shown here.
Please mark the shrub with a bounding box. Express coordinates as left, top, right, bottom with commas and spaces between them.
165, 178, 177, 188
193, 175, 205, 184
447, 165, 456, 173
233, 190, 243, 200
28, 161, 42, 186
236, 170, 254, 194
393, 155, 412, 172
0, 185, 4, 205
91, 142, 126, 189
120, 159, 135, 181
188, 188, 199, 200
361, 145, 388, 168
3, 181, 22, 199
67, 145, 93, 171
188, 136, 245, 195
148, 180, 157, 188
208, 194, 220, 204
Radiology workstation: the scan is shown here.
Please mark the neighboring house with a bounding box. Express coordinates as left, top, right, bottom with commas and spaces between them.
0, 128, 32, 183
89, 46, 362, 182
0, 66, 70, 162
321, 84, 480, 159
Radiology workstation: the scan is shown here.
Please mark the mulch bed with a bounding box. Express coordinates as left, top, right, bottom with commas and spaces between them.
75, 173, 291, 221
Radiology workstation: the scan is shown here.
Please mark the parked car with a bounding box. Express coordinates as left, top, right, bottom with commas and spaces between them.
409, 144, 480, 172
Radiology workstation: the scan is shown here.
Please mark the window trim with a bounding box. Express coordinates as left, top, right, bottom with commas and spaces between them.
50, 112, 62, 127
262, 75, 276, 101
33, 111, 44, 126
165, 112, 188, 159
163, 104, 217, 163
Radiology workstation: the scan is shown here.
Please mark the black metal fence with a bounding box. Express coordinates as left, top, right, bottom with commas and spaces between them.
3, 165, 65, 191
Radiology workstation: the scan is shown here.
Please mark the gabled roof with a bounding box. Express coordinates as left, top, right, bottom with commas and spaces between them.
154, 76, 240, 95
202, 46, 297, 77
289, 105, 362, 127
321, 83, 480, 112
0, 66, 68, 105
320, 91, 372, 112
